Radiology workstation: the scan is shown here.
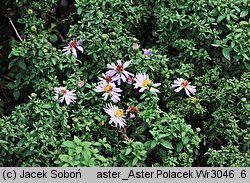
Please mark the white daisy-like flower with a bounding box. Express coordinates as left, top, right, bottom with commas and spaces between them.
133, 73, 161, 93
62, 38, 83, 58
171, 78, 196, 97
106, 60, 134, 85
104, 103, 126, 128
94, 81, 122, 103
54, 86, 76, 105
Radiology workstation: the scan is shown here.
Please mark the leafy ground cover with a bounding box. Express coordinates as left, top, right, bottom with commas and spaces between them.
0, 0, 249, 167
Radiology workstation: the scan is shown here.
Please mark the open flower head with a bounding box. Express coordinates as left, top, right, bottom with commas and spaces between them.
94, 81, 122, 103
98, 73, 119, 84
106, 60, 134, 85
171, 78, 196, 97
62, 38, 83, 58
143, 49, 152, 57
104, 103, 126, 128
54, 86, 76, 105
133, 73, 161, 93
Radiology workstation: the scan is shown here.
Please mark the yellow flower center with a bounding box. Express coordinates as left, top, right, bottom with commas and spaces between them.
143, 80, 152, 87
181, 80, 189, 87
104, 85, 112, 92
115, 109, 123, 118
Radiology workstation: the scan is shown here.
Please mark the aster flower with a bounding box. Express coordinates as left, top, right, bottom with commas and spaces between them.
94, 81, 122, 103
106, 60, 134, 85
143, 49, 152, 57
133, 73, 161, 93
171, 78, 196, 97
62, 38, 83, 58
126, 105, 139, 119
54, 87, 76, 105
104, 103, 126, 128
98, 73, 119, 84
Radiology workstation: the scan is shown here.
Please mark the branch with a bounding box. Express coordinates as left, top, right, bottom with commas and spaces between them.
8, 16, 23, 42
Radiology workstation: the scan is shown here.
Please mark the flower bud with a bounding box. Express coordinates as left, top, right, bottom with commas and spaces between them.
77, 80, 84, 88
31, 93, 37, 98
31, 26, 37, 32
196, 127, 201, 132
241, 97, 247, 102
101, 34, 108, 39
27, 9, 33, 15
132, 43, 139, 50
72, 117, 78, 123
132, 37, 138, 42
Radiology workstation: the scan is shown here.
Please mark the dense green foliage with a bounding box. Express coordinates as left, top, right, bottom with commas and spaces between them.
0, 0, 249, 166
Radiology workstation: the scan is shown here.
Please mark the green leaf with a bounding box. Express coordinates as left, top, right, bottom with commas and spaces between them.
18, 59, 27, 70
132, 157, 138, 166
160, 141, 173, 149
217, 14, 226, 23
0, 140, 8, 150
13, 89, 20, 101
49, 34, 58, 42
76, 146, 83, 154
62, 141, 76, 148
42, 104, 51, 109
77, 7, 83, 15
74, 136, 82, 146
175, 141, 183, 152
0, 140, 8, 144
182, 136, 190, 145
59, 154, 71, 162
125, 147, 132, 155
222, 48, 231, 60
240, 10, 249, 18
139, 93, 148, 100
243, 61, 250, 71
83, 149, 91, 161
8, 60, 16, 69
150, 140, 158, 149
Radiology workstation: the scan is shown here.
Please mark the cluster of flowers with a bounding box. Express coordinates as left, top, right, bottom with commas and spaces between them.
53, 39, 197, 129
93, 59, 161, 128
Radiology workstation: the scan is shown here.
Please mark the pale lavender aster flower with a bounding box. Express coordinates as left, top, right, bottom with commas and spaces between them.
143, 49, 152, 57
94, 81, 122, 103
98, 73, 119, 84
62, 38, 83, 58
104, 103, 126, 128
171, 78, 196, 97
54, 86, 76, 105
133, 73, 161, 93
106, 60, 134, 85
